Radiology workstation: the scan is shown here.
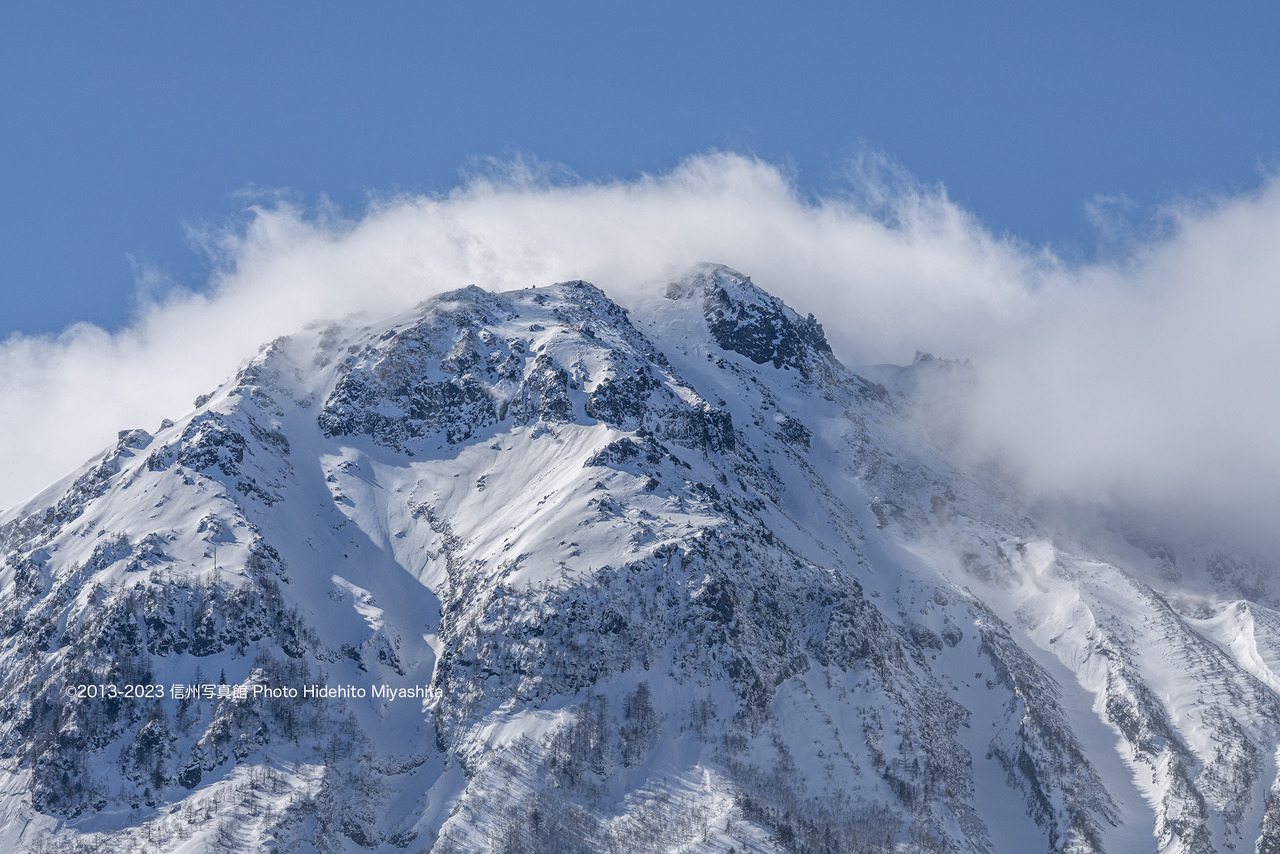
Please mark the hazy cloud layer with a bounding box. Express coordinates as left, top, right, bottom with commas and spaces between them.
2, 153, 1276, 550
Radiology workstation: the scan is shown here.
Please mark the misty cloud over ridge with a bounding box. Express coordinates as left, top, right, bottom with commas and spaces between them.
2, 152, 1277, 551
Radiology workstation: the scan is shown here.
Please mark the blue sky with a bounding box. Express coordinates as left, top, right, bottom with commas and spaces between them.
3, 2, 1279, 338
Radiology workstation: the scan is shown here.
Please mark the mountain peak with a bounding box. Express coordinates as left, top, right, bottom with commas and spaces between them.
665, 263, 834, 374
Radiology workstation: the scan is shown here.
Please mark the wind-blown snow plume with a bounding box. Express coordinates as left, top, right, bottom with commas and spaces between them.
1, 152, 1277, 548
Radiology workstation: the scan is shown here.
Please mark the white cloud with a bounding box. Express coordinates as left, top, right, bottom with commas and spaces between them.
958, 178, 1280, 548
1, 152, 1276, 552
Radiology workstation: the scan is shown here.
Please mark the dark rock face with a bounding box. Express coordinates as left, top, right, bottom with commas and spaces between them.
704, 289, 831, 372
146, 412, 286, 504
667, 264, 834, 375
317, 281, 739, 460
148, 414, 249, 477
318, 296, 513, 450
583, 367, 662, 429
584, 365, 735, 455
317, 286, 598, 451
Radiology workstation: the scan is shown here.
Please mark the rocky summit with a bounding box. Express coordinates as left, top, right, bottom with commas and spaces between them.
2, 263, 1279, 853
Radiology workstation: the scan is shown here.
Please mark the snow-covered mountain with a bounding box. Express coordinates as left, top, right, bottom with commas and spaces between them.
2, 264, 1279, 853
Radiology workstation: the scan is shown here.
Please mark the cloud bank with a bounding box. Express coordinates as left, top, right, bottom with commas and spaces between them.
2, 152, 1277, 551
